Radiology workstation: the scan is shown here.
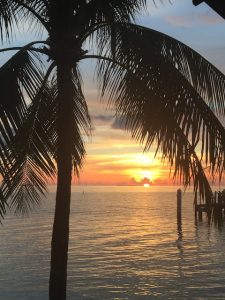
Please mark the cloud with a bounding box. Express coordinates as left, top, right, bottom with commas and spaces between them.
111, 117, 126, 130
130, 177, 153, 185
90, 114, 114, 131
199, 11, 224, 25
164, 11, 223, 28
92, 114, 114, 123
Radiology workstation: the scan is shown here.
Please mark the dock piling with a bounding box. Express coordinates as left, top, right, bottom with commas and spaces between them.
194, 189, 225, 222
177, 189, 182, 222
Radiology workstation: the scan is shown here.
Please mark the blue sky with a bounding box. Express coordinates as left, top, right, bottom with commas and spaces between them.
141, 0, 225, 71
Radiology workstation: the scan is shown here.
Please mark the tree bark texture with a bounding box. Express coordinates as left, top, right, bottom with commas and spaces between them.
49, 63, 74, 300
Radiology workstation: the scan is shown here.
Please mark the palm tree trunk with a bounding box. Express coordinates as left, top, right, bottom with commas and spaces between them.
49, 63, 74, 300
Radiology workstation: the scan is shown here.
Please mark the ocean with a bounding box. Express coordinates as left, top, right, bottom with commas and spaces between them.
1, 185, 225, 299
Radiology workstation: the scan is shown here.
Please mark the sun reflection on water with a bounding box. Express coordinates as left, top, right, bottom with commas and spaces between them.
1, 187, 225, 299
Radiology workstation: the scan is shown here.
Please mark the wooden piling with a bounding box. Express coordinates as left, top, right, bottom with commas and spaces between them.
194, 189, 225, 222
177, 189, 182, 222
192, 190, 225, 224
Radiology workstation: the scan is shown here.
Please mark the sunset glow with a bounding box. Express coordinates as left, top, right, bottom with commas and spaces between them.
77, 125, 172, 185
143, 183, 150, 187
74, 0, 225, 187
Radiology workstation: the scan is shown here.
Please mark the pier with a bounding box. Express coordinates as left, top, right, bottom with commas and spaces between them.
177, 189, 225, 222
194, 190, 225, 221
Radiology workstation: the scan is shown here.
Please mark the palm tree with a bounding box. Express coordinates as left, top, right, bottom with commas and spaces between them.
1, 1, 225, 299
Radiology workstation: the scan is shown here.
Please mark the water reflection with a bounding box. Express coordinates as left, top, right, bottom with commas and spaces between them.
1, 188, 225, 299
176, 220, 183, 251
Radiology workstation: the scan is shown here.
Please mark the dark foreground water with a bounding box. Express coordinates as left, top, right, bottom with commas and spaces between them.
1, 186, 225, 299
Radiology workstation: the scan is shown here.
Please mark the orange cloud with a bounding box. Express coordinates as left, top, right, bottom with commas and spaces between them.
76, 150, 174, 186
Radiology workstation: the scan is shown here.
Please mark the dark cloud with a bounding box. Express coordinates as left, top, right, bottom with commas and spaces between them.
140, 177, 152, 185
111, 117, 126, 130
129, 177, 153, 186
92, 114, 114, 123
91, 114, 114, 125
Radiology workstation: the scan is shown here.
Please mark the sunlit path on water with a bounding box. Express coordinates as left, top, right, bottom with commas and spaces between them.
1, 186, 225, 299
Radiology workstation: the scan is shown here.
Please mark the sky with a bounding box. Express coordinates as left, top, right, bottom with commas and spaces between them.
1, 0, 225, 186
78, 0, 225, 186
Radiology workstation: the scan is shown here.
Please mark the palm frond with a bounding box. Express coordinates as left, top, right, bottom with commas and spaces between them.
0, 49, 44, 177
95, 23, 225, 201
77, 0, 148, 58
1, 69, 57, 215
111, 76, 214, 204
0, 0, 18, 42
0, 0, 48, 41
34, 67, 91, 177
1, 62, 91, 217
70, 66, 91, 174
0, 188, 7, 219
15, 0, 49, 32
115, 24, 225, 115
53, 66, 91, 175
86, 0, 146, 23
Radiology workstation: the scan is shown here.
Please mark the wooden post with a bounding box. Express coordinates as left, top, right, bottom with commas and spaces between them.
194, 195, 197, 219
218, 192, 223, 220
222, 190, 225, 216
177, 189, 182, 222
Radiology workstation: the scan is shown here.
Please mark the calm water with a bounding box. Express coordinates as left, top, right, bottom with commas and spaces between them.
1, 186, 225, 299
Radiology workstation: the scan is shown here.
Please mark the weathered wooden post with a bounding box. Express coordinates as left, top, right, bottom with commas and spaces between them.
177, 189, 182, 222
194, 195, 198, 219
218, 192, 223, 220
222, 190, 225, 216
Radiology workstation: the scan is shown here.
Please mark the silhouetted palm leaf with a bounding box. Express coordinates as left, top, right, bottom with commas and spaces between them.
0, 0, 18, 41
95, 23, 225, 199
1, 66, 90, 214
0, 188, 6, 219
46, 68, 91, 176
0, 50, 44, 180
1, 88, 55, 214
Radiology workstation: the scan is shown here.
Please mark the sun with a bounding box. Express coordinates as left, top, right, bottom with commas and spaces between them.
123, 153, 161, 185
143, 183, 150, 187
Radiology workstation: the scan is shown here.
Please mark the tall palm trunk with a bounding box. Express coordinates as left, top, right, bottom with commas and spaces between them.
49, 63, 74, 300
